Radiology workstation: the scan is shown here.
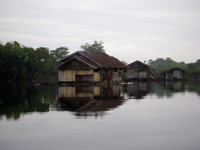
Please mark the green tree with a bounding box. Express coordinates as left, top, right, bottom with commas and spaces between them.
188, 59, 200, 72
0, 42, 3, 76
33, 47, 52, 79
80, 41, 106, 53
35, 47, 51, 70
23, 46, 38, 80
50, 46, 69, 62
0, 41, 70, 81
1, 41, 25, 80
147, 57, 188, 79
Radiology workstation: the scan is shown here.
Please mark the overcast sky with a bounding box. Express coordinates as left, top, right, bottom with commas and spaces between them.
0, 0, 199, 63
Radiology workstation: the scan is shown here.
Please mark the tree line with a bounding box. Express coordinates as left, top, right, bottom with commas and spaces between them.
0, 40, 199, 81
0, 41, 69, 81
0, 40, 105, 81
147, 58, 200, 80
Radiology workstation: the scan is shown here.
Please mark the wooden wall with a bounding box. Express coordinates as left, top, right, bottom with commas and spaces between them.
166, 70, 183, 80
127, 70, 148, 80
58, 69, 101, 82
112, 69, 122, 82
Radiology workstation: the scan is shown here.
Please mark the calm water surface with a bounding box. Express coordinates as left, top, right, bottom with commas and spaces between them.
0, 81, 200, 150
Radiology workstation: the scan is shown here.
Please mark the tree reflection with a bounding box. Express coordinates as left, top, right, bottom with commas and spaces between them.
0, 82, 57, 120
150, 82, 173, 98
151, 81, 185, 98
0, 81, 200, 120
185, 81, 200, 96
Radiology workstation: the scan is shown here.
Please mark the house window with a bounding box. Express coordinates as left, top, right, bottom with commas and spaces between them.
114, 68, 117, 72
94, 69, 99, 72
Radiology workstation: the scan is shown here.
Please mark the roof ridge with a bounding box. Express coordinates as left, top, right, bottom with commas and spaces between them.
59, 51, 80, 62
60, 50, 126, 68
79, 51, 103, 67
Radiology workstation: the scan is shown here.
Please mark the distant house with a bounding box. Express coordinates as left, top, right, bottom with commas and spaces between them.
163, 68, 185, 80
58, 51, 126, 83
126, 60, 152, 81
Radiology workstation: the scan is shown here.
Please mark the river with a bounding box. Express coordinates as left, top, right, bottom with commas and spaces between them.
0, 81, 200, 150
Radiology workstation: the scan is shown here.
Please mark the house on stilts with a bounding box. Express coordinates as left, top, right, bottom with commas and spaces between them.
163, 68, 185, 80
126, 60, 153, 81
58, 51, 126, 83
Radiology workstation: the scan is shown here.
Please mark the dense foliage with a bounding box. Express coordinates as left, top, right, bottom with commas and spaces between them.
0, 82, 58, 120
0, 41, 69, 81
0, 41, 199, 81
80, 41, 106, 53
147, 58, 200, 80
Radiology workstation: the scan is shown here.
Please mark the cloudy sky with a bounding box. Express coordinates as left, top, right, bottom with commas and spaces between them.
0, 0, 199, 63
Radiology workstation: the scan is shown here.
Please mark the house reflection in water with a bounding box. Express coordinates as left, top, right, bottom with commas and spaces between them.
165, 81, 184, 92
123, 82, 151, 99
57, 84, 125, 118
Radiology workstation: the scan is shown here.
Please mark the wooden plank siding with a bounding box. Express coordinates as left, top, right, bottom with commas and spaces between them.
112, 69, 122, 82
94, 72, 101, 82
58, 69, 101, 82
127, 70, 149, 80
164, 68, 185, 80
126, 61, 151, 81
58, 51, 126, 83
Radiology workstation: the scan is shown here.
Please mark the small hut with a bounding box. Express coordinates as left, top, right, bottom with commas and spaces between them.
126, 60, 152, 81
163, 68, 185, 80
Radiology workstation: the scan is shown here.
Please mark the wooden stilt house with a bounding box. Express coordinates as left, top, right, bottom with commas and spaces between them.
126, 60, 152, 81
58, 51, 126, 83
163, 68, 185, 80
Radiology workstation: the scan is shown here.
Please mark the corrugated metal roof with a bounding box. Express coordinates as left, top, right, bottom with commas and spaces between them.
79, 51, 126, 68
164, 68, 185, 74
60, 51, 126, 68
128, 60, 150, 70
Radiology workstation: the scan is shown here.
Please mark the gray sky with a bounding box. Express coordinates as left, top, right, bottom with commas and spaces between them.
0, 0, 199, 63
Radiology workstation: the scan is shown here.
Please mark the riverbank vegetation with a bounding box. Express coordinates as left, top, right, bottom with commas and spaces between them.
0, 41, 199, 81
147, 58, 200, 80
0, 41, 68, 81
